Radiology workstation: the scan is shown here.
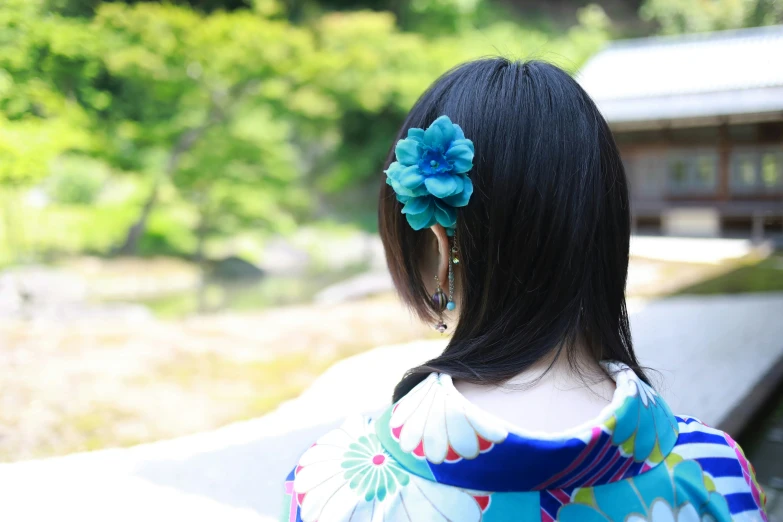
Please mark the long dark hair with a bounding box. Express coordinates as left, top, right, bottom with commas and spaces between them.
379, 58, 649, 403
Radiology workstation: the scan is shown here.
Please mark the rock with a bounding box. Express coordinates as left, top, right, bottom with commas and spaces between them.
0, 266, 153, 322
210, 256, 265, 281
314, 271, 393, 304
259, 239, 311, 275
0, 266, 87, 305
0, 266, 88, 318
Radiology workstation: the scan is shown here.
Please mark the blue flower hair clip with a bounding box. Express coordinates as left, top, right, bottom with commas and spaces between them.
385, 115, 474, 235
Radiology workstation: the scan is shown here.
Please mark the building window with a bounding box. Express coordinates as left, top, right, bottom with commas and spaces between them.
731, 153, 758, 192
761, 152, 782, 190
667, 151, 717, 195
730, 148, 783, 193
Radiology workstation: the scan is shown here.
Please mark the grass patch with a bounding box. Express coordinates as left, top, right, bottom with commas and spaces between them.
55, 404, 143, 455
675, 254, 783, 295
148, 349, 361, 421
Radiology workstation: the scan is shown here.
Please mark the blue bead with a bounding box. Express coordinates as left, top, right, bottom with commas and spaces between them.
446, 301, 456, 311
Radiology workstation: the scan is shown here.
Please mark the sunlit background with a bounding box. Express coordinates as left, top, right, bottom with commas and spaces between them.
0, 0, 782, 518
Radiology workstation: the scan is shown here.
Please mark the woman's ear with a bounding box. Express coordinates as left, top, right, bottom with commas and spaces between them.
430, 224, 450, 288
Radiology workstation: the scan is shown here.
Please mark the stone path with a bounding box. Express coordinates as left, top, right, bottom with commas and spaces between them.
0, 293, 781, 521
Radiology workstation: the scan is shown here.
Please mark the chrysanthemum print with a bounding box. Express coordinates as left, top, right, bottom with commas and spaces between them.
292, 416, 487, 522
389, 373, 508, 463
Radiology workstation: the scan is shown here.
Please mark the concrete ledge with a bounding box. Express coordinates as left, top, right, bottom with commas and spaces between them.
630, 235, 761, 263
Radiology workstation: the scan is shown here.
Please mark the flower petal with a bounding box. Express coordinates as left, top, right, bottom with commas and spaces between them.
406, 205, 437, 230
650, 499, 676, 522
453, 124, 466, 141
424, 116, 456, 149
446, 141, 474, 173
703, 492, 731, 521
407, 127, 425, 142
433, 200, 457, 229
424, 175, 459, 198
672, 461, 707, 507
558, 504, 612, 522
395, 138, 421, 166
411, 184, 431, 197
445, 402, 479, 459
399, 382, 437, 451
384, 161, 404, 181
390, 375, 437, 428
401, 197, 431, 215
612, 394, 640, 445
634, 404, 656, 460
442, 176, 473, 207
422, 386, 449, 464
295, 459, 344, 494
449, 138, 474, 154
675, 503, 699, 522
652, 394, 679, 457
299, 471, 350, 522
595, 479, 645, 521
399, 166, 425, 189
390, 179, 414, 197
410, 477, 482, 522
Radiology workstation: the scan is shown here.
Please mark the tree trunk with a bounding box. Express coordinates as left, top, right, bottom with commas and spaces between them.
115, 178, 160, 256
114, 82, 255, 256
115, 121, 216, 256
193, 196, 210, 267
194, 195, 211, 314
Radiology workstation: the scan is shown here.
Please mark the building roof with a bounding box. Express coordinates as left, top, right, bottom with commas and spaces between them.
577, 25, 783, 127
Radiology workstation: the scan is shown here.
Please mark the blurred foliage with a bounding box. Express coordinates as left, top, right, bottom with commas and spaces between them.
44, 155, 110, 205
641, 0, 783, 33
1, 0, 773, 263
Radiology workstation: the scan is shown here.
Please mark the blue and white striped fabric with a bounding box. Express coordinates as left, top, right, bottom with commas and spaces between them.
673, 416, 766, 521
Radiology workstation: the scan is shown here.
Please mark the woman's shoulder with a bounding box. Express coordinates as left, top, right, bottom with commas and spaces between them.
279, 373, 767, 522
279, 413, 491, 522
668, 415, 767, 516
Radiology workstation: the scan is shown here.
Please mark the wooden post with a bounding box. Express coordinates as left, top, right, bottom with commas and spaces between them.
752, 212, 765, 243
716, 123, 732, 238
717, 123, 730, 201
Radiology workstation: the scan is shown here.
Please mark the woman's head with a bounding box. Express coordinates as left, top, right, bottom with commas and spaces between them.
379, 58, 646, 402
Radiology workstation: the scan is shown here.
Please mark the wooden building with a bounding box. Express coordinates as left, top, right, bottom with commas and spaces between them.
578, 26, 783, 238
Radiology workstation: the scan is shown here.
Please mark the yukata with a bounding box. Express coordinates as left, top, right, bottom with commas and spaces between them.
280, 363, 767, 521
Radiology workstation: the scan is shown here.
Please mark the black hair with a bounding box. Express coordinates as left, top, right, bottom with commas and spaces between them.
378, 58, 649, 403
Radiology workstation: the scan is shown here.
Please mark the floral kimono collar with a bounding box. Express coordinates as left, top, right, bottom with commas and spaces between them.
372, 362, 679, 492
288, 363, 769, 522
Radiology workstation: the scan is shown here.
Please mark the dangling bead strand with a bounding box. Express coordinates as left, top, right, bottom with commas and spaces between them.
432, 275, 448, 333
432, 288, 447, 313
446, 235, 457, 311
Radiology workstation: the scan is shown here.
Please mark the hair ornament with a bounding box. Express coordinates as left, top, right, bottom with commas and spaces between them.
385, 115, 474, 235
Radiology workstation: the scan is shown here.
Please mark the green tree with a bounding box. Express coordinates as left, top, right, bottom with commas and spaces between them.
640, 0, 783, 33
174, 110, 308, 262
0, 0, 98, 188
89, 3, 314, 253
1, 0, 611, 262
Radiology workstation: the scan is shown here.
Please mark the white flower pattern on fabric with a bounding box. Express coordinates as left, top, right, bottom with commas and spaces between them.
293, 415, 487, 522
389, 373, 508, 464
626, 499, 718, 522
636, 379, 658, 408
